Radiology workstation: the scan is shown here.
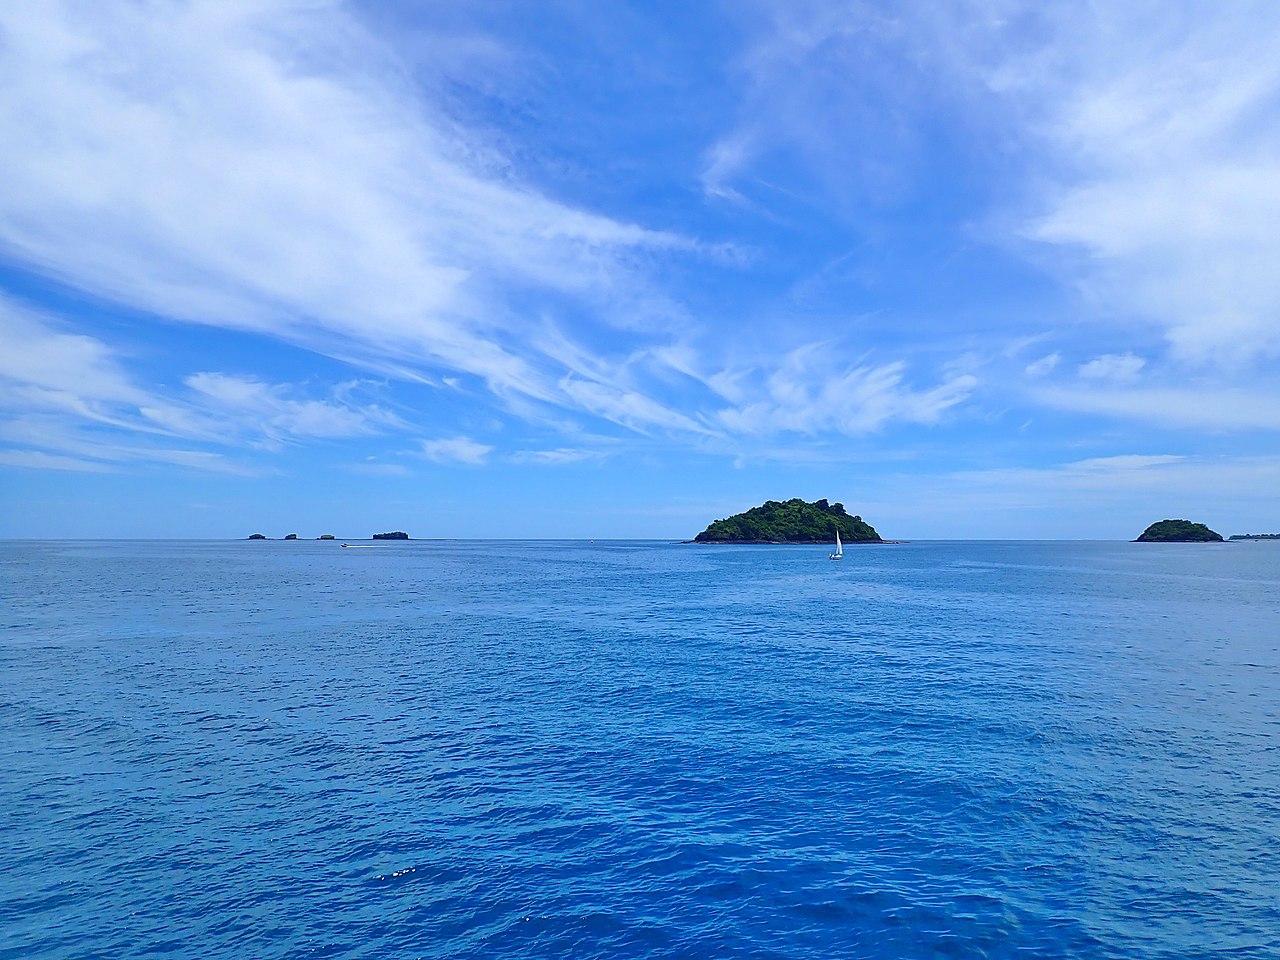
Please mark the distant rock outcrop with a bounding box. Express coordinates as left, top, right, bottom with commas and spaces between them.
318, 534, 336, 540
373, 531, 409, 540
284, 533, 298, 540
1134, 519, 1224, 542
693, 498, 882, 544
248, 533, 267, 540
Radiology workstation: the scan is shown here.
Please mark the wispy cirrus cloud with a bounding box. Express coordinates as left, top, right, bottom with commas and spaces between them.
708, 1, 1280, 367
1077, 353, 1146, 383
0, 415, 252, 475
0, 448, 119, 473
1034, 384, 1280, 432
1024, 353, 1061, 378
1006, 4, 1280, 364
9, 0, 1276, 508
0, 295, 410, 471
1066, 454, 1184, 472
559, 376, 710, 436
0, 0, 689, 425
713, 346, 977, 437
509, 447, 607, 465
184, 373, 405, 444
419, 436, 493, 465
0, 297, 149, 420
0, 1, 986, 461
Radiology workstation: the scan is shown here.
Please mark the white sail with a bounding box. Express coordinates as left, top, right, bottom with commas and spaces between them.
835, 530, 843, 555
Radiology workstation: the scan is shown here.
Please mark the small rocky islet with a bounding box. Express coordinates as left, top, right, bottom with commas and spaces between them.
246, 531, 409, 540
692, 498, 883, 544
1133, 519, 1224, 542
241, 515, 1259, 544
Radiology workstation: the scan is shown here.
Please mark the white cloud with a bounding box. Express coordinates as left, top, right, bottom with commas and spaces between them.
1063, 454, 1184, 472
1035, 384, 1280, 431
0, 295, 407, 471
0, 416, 251, 474
559, 377, 708, 435
419, 436, 492, 465
0, 3, 1000, 457
0, 297, 148, 415
184, 373, 403, 442
986, 6, 1280, 364
509, 447, 605, 465
0, 299, 242, 471
1077, 353, 1145, 382
0, 1, 691, 426
1024, 352, 1060, 377
714, 346, 977, 436
0, 449, 117, 473
709, 3, 1280, 365
701, 130, 758, 203
9, 0, 1273, 480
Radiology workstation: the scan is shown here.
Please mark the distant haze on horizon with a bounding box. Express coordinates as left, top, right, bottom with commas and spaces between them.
1, 2, 1278, 539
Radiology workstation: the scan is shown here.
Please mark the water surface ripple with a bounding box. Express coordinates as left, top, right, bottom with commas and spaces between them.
2, 540, 1278, 958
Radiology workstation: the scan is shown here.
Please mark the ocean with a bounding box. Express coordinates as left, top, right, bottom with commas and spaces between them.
2, 539, 1278, 958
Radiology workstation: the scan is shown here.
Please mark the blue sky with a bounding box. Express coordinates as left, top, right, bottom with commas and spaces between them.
2, 1, 1279, 538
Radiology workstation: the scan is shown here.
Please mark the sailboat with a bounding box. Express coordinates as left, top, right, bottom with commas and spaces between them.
829, 528, 843, 560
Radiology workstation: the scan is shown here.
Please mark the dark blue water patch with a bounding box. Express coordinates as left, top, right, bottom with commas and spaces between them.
1, 540, 1278, 958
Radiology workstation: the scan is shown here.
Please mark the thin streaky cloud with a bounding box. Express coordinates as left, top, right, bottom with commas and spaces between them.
419, 436, 493, 465
1, 1, 1278, 537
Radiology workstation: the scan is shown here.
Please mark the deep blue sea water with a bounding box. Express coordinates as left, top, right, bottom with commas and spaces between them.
2, 539, 1278, 959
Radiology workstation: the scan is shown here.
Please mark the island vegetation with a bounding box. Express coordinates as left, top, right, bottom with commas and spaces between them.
373, 531, 410, 540
1134, 519, 1224, 542
247, 533, 267, 540
1229, 533, 1280, 540
693, 498, 882, 544
283, 533, 298, 540
318, 534, 336, 540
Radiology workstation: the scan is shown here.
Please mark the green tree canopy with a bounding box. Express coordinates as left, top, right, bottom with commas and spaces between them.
694, 498, 882, 543
1134, 519, 1224, 542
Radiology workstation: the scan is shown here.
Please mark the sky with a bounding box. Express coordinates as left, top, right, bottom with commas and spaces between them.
2, 0, 1279, 539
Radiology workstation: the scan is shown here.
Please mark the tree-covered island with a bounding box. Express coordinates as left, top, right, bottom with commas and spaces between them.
1134, 519, 1224, 542
693, 498, 883, 543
